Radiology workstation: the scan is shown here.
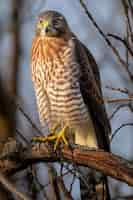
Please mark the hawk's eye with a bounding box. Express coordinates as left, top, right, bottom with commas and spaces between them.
37, 19, 49, 29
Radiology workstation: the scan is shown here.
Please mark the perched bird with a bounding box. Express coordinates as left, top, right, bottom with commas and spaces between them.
31, 10, 111, 199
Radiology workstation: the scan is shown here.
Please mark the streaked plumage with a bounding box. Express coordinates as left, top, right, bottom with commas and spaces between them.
31, 10, 111, 199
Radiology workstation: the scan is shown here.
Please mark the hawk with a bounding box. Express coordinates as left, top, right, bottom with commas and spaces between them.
31, 10, 111, 199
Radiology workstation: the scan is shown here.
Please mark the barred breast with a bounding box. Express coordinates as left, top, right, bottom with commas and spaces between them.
31, 36, 90, 128
44, 38, 89, 127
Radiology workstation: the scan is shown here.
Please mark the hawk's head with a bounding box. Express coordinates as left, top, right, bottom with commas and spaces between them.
36, 10, 70, 37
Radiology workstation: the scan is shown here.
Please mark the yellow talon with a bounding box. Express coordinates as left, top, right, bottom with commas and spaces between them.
32, 123, 60, 143
32, 135, 57, 142
54, 126, 68, 151
32, 125, 68, 151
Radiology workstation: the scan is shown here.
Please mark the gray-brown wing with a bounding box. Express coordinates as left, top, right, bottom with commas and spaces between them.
74, 38, 111, 151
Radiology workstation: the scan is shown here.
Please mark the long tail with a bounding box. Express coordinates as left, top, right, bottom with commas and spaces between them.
75, 120, 111, 200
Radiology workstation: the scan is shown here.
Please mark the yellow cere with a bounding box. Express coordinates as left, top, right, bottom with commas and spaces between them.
38, 20, 49, 29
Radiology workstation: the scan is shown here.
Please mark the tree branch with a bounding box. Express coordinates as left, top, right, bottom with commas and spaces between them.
0, 172, 30, 200
1, 139, 133, 187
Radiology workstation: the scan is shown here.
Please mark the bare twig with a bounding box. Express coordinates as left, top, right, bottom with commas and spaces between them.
69, 174, 76, 194
112, 194, 133, 200
16, 128, 30, 145
15, 101, 43, 136
107, 33, 133, 58
10, 0, 22, 97
109, 104, 130, 120
30, 166, 50, 200
48, 165, 61, 200
128, 0, 133, 23
79, 0, 133, 81
106, 85, 132, 95
56, 177, 73, 200
105, 97, 133, 104
106, 86, 133, 113
121, 0, 132, 37
111, 123, 133, 141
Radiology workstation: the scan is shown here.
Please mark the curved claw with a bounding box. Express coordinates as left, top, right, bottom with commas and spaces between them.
54, 126, 68, 150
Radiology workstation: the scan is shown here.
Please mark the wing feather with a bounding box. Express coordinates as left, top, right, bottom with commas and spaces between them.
73, 37, 111, 151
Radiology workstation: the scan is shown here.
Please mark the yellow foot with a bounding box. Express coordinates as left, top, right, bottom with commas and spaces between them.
32, 135, 57, 143
54, 126, 68, 151
32, 122, 60, 143
32, 126, 68, 151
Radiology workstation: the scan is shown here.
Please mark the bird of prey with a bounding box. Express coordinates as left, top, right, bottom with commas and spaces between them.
31, 10, 111, 199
